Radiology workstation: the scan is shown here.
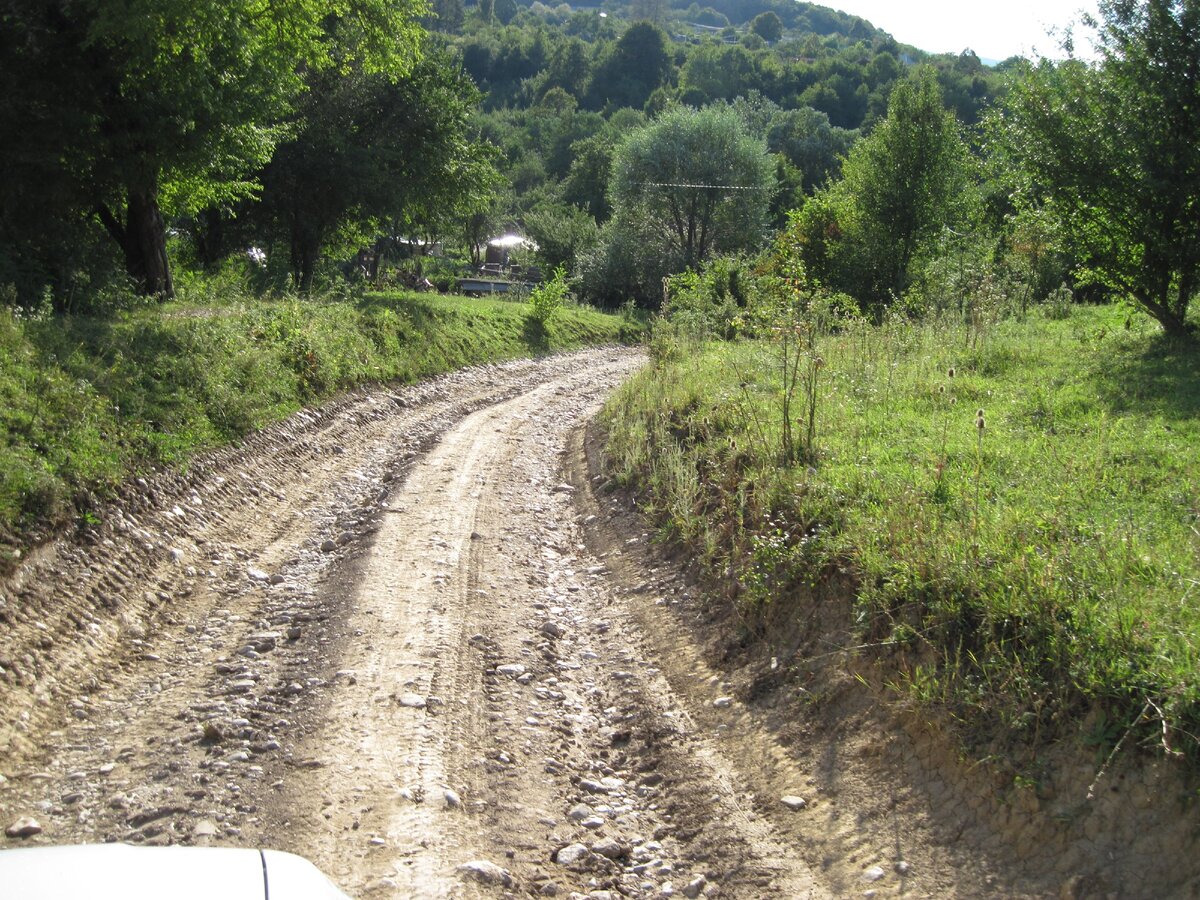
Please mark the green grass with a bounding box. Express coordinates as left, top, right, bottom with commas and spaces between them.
0, 288, 639, 567
602, 304, 1200, 763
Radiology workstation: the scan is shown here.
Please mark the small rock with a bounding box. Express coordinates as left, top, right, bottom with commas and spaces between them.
457, 860, 513, 887
712, 697, 734, 709
682, 876, 707, 898
444, 788, 462, 809
397, 693, 427, 709
567, 804, 593, 822
555, 843, 591, 866
6, 817, 42, 838
580, 779, 607, 794
863, 865, 885, 882
247, 568, 270, 582
540, 621, 565, 638
591, 838, 625, 859
580, 816, 605, 829
193, 819, 219, 837
497, 664, 527, 678
895, 861, 910, 875
269, 574, 286, 585
780, 795, 807, 811
320, 540, 338, 553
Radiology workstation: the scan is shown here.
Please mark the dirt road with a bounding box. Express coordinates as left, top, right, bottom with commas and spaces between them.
0, 348, 836, 898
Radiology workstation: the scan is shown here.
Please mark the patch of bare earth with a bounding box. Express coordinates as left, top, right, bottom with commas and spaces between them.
3, 345, 1195, 900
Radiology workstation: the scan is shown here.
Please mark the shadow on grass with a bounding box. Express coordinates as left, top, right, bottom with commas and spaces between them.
523, 314, 550, 354
1087, 332, 1200, 422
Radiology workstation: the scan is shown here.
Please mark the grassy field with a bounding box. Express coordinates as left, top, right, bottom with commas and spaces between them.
602, 303, 1200, 764
0, 288, 638, 567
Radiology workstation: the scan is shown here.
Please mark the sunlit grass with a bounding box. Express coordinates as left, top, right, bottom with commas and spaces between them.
602, 304, 1200, 759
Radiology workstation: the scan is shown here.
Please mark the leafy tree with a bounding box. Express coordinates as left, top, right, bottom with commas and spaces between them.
750, 11, 784, 42
582, 105, 773, 305
995, 0, 1200, 335
0, 0, 424, 298
257, 48, 496, 290
796, 67, 974, 309
586, 22, 674, 109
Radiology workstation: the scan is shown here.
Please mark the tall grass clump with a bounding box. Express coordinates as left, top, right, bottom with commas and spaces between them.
603, 267, 1200, 767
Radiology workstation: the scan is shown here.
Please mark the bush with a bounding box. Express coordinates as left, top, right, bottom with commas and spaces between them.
527, 266, 570, 324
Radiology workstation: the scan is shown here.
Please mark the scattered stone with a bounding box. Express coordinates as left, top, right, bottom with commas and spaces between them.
567, 803, 593, 822
682, 876, 707, 898
397, 693, 427, 709
555, 843, 591, 866
780, 795, 807, 811
591, 838, 625, 860
580, 816, 605, 830
457, 860, 513, 888
580, 779, 607, 794
269, 574, 286, 585
895, 861, 911, 876
247, 568, 270, 582
497, 664, 527, 678
863, 865, 885, 882
540, 621, 566, 638
6, 817, 42, 839
444, 788, 462, 809
712, 697, 734, 709
193, 820, 219, 837
320, 540, 338, 553
98, 764, 115, 776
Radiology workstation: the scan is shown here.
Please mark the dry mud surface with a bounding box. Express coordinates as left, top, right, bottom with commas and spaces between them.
0, 346, 1192, 898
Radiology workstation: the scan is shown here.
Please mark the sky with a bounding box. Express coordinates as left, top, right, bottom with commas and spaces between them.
829, 1, 1101, 62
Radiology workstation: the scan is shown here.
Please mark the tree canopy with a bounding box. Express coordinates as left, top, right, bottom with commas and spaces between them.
0, 0, 426, 298
994, 0, 1200, 335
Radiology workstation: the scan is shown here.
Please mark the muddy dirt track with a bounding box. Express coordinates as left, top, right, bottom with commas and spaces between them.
2, 346, 1182, 899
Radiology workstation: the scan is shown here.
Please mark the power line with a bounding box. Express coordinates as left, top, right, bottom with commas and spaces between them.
629, 181, 772, 191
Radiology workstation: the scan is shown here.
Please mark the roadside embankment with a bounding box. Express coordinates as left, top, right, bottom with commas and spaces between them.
0, 290, 639, 570
597, 303, 1200, 896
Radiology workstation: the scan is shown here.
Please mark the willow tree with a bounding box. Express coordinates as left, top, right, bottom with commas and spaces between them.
0, 0, 425, 298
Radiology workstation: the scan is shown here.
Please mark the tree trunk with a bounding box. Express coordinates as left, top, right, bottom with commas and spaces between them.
96, 176, 174, 298
290, 225, 321, 293
194, 208, 226, 269
126, 182, 173, 297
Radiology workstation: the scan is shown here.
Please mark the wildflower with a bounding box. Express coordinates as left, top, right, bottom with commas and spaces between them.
975, 410, 986, 430
814, 357, 825, 369
947, 367, 956, 378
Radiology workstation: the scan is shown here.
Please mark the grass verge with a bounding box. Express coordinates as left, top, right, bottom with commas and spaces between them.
0, 288, 639, 568
601, 303, 1200, 768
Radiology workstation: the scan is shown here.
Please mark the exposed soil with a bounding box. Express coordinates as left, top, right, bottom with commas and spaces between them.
1, 346, 1196, 899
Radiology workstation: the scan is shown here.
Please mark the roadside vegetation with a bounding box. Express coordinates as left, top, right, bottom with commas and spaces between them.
0, 281, 636, 571
602, 0, 1200, 772
605, 301, 1199, 764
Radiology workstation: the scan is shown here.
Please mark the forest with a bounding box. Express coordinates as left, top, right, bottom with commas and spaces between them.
1, 0, 1016, 312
